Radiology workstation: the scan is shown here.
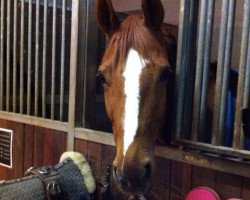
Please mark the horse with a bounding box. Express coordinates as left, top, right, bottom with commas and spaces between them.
96, 0, 176, 195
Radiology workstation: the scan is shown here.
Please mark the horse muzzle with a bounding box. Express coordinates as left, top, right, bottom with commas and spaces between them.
113, 159, 153, 195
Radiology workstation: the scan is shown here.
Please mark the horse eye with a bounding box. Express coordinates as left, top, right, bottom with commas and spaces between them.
159, 67, 171, 82
97, 72, 106, 84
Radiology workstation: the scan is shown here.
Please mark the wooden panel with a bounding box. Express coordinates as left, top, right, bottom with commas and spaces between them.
1, 128, 250, 200
9, 121, 24, 179
192, 166, 216, 189
101, 145, 122, 200
33, 127, 45, 167
0, 119, 24, 180
43, 129, 55, 165
169, 161, 192, 200
0, 121, 67, 181
87, 142, 103, 180
54, 131, 67, 164
23, 124, 34, 172
241, 177, 250, 199
216, 172, 242, 200
0, 119, 9, 180
101, 144, 115, 170
180, 163, 192, 198
170, 160, 182, 200
150, 157, 171, 200
74, 138, 88, 157
87, 141, 103, 199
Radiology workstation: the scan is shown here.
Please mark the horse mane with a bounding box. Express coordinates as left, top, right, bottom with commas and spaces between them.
105, 14, 177, 71
161, 23, 178, 69
160, 24, 178, 143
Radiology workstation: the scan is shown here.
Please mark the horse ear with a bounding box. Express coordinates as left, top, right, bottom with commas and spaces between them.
96, 0, 120, 37
142, 0, 164, 30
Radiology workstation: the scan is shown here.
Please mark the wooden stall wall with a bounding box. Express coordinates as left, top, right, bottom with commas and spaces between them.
0, 117, 249, 200
0, 118, 67, 180
75, 139, 250, 200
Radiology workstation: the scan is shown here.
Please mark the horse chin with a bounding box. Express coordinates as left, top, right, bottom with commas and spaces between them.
118, 183, 151, 197
113, 171, 152, 196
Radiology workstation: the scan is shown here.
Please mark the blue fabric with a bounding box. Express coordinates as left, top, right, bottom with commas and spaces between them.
224, 90, 235, 147
224, 69, 250, 149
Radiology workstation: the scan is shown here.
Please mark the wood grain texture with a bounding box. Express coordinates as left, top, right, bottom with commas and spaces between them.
216, 172, 242, 200
0, 127, 250, 200
167, 161, 192, 200
150, 157, 171, 200
241, 177, 250, 199
33, 127, 45, 167
43, 129, 55, 165
0, 119, 8, 180
74, 138, 88, 157
180, 163, 192, 199
101, 145, 123, 200
169, 161, 184, 200
87, 141, 103, 199
192, 166, 216, 189
23, 124, 34, 172
0, 119, 24, 179
54, 131, 67, 163
11, 121, 24, 179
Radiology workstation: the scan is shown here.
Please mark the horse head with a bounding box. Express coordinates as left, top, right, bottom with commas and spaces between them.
96, 0, 175, 195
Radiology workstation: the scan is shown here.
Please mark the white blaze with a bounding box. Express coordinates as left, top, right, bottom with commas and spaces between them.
122, 49, 146, 155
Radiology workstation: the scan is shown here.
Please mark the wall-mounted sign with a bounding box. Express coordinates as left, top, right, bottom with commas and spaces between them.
0, 128, 13, 168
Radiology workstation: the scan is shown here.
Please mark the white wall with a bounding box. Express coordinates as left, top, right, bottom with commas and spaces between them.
112, 0, 180, 25
112, 0, 245, 70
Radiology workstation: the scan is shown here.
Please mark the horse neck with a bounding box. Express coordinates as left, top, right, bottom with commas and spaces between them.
158, 24, 178, 143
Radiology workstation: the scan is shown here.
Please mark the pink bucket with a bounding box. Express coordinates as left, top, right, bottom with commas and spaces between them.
185, 187, 220, 200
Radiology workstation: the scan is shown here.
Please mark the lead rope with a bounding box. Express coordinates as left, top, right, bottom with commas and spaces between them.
95, 164, 148, 200
90, 165, 111, 200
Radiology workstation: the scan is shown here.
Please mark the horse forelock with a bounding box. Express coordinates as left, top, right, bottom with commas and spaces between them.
104, 15, 169, 70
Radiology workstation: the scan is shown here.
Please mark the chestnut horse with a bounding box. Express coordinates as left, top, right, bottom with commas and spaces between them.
96, 0, 176, 195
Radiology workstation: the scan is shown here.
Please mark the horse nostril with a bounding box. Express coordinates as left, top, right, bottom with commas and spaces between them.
140, 163, 152, 187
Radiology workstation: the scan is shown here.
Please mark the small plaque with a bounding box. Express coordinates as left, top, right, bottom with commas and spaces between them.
0, 128, 13, 168
183, 153, 211, 167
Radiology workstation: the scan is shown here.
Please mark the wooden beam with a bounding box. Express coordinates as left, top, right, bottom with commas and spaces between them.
74, 128, 115, 146
0, 111, 68, 132
67, 0, 79, 150
74, 128, 250, 178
